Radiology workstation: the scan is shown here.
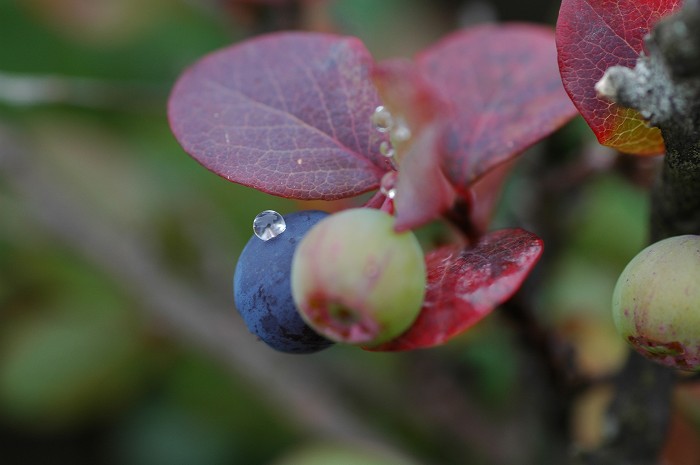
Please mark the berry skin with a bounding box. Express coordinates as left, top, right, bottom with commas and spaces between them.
612, 235, 700, 370
272, 443, 412, 465
291, 208, 426, 347
234, 210, 334, 354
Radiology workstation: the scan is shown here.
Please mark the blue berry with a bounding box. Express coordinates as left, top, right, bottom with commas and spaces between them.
233, 210, 333, 354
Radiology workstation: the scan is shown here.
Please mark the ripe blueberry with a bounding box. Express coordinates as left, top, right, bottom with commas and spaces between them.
234, 210, 333, 354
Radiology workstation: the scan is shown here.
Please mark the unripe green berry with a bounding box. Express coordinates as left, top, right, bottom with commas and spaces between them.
612, 235, 700, 370
291, 208, 426, 346
272, 443, 412, 465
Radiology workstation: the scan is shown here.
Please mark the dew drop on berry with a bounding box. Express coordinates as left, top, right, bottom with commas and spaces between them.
380, 171, 398, 199
253, 210, 286, 241
372, 106, 394, 133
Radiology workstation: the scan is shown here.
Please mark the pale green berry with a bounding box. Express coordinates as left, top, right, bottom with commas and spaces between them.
612, 235, 700, 370
272, 443, 413, 465
291, 208, 426, 346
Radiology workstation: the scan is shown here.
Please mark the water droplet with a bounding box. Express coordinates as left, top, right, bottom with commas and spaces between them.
380, 172, 398, 199
253, 210, 286, 241
391, 117, 412, 143
379, 141, 395, 158
372, 106, 394, 133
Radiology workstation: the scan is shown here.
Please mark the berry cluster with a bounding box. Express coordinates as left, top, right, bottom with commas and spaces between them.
234, 208, 426, 354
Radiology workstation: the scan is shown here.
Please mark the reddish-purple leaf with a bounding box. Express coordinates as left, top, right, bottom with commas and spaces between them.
417, 24, 577, 194
393, 123, 456, 232
371, 59, 457, 232
168, 32, 390, 200
556, 0, 682, 155
467, 159, 516, 236
371, 229, 543, 351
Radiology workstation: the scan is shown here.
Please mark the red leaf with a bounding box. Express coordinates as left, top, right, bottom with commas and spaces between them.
417, 24, 577, 194
467, 158, 516, 235
371, 59, 457, 232
393, 123, 457, 232
371, 229, 543, 351
168, 32, 390, 200
556, 0, 682, 155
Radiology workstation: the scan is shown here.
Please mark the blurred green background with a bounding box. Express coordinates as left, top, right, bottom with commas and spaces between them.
3, 0, 694, 464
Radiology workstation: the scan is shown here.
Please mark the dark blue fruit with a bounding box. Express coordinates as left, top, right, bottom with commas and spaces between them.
233, 210, 334, 354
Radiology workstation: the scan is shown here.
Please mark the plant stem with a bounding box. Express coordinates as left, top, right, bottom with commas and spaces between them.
651, 133, 700, 240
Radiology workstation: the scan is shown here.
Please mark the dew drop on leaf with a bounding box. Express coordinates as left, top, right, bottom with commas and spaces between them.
253, 210, 286, 241
391, 117, 411, 144
379, 141, 395, 158
380, 171, 398, 199
372, 105, 394, 133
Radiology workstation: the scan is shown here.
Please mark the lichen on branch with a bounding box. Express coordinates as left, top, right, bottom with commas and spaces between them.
595, 0, 700, 138
596, 0, 700, 240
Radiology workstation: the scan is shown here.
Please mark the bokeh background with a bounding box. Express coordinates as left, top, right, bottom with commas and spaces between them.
3, 1, 700, 464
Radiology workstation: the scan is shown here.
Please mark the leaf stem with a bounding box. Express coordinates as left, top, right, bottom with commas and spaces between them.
443, 198, 481, 245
